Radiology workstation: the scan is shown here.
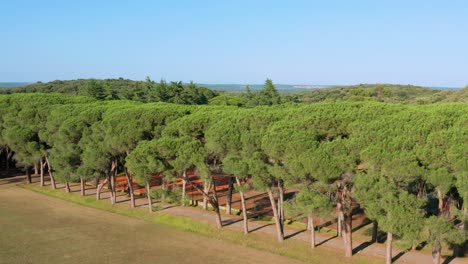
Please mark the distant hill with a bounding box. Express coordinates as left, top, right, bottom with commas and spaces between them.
0, 79, 217, 104
1, 79, 465, 104
0, 79, 137, 95
294, 84, 467, 104
200, 84, 333, 93
0, 82, 29, 88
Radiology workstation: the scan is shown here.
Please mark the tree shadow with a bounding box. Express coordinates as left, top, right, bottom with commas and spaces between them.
442, 256, 456, 264
415, 241, 428, 250
352, 219, 371, 232
392, 251, 406, 262
285, 229, 307, 240
116, 198, 130, 204
222, 218, 243, 226
318, 219, 334, 228
85, 191, 97, 197
315, 235, 337, 247
136, 202, 149, 208
353, 241, 374, 255
249, 223, 274, 233
0, 176, 25, 185
159, 204, 178, 210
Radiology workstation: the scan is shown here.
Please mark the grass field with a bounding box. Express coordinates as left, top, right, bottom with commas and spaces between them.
0, 180, 382, 264
0, 183, 304, 264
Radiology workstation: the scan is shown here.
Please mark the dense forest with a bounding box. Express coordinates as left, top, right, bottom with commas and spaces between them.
2, 78, 466, 105
0, 91, 466, 264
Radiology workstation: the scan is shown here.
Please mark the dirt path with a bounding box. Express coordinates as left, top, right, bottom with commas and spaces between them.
0, 177, 302, 264
3, 175, 467, 264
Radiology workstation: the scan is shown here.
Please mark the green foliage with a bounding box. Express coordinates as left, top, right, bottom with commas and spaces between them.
86, 79, 107, 100
425, 216, 466, 246
287, 188, 332, 219
208, 95, 245, 106
243, 79, 281, 107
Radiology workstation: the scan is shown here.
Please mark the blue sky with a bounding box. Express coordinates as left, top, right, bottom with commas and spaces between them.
1, 0, 467, 87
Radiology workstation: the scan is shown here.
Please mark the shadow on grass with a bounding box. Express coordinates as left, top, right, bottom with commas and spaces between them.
353, 241, 374, 255
222, 218, 243, 226
316, 235, 337, 247
249, 223, 274, 233
285, 229, 307, 240
392, 251, 406, 262
352, 220, 371, 232
0, 176, 26, 185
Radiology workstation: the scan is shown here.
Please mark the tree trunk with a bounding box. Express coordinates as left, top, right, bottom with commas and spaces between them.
146, 182, 152, 213
182, 172, 187, 206
267, 188, 284, 242
386, 232, 393, 264
344, 213, 353, 257
236, 177, 249, 234
184, 174, 223, 228
5, 147, 10, 170
34, 161, 38, 175
111, 174, 117, 204
211, 176, 223, 229
309, 214, 316, 248
456, 205, 468, 256
278, 180, 285, 231
437, 189, 444, 215
432, 240, 441, 264
463, 205, 467, 232
96, 178, 108, 200
372, 220, 378, 243
202, 182, 209, 210
161, 178, 167, 207
45, 156, 56, 190
226, 177, 233, 215
40, 159, 45, 187
25, 166, 32, 184
337, 202, 343, 237
65, 181, 71, 193
80, 176, 85, 196
125, 171, 135, 208
108, 174, 115, 204
337, 214, 343, 237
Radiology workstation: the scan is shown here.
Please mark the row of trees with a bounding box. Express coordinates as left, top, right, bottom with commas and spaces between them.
0, 93, 466, 264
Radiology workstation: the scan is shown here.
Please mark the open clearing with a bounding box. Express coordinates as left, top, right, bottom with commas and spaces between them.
0, 182, 302, 264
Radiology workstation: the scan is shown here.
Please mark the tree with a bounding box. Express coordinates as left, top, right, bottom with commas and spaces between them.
162, 110, 227, 228
86, 79, 107, 100
425, 216, 465, 264
288, 187, 331, 248
254, 79, 281, 106
355, 173, 425, 264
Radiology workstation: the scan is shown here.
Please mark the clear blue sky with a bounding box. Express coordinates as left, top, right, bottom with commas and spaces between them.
1, 0, 467, 87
